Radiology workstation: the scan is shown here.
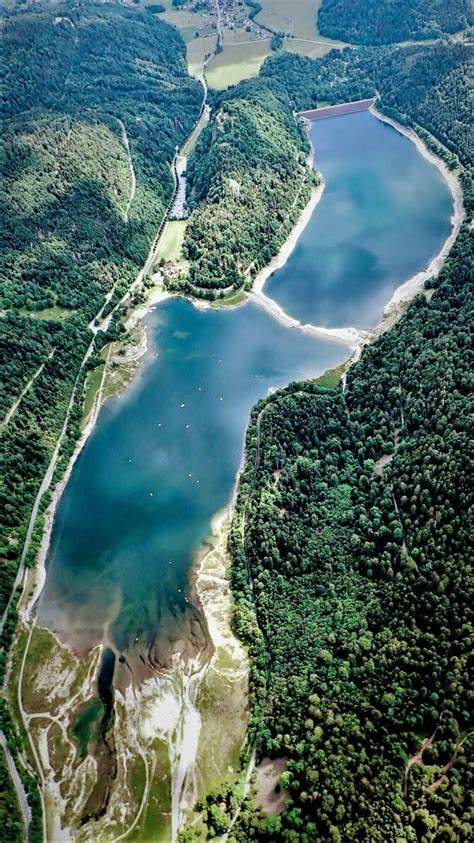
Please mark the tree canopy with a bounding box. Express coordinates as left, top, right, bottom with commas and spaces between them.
177, 78, 316, 298
317, 0, 470, 45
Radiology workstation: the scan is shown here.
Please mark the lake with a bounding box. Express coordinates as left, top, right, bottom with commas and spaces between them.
38, 300, 346, 660
38, 110, 454, 665
265, 110, 453, 327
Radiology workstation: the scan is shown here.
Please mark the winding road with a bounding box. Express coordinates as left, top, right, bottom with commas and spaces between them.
1, 348, 56, 432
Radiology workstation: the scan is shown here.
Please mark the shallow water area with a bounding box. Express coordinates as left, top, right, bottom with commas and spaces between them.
265, 110, 454, 327
39, 299, 346, 664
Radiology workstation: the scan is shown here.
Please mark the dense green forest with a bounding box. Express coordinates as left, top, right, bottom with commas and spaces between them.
317, 0, 470, 44
179, 78, 316, 297
2, 3, 201, 313
1, 4, 201, 835
0, 748, 23, 842
1, 2, 200, 614
225, 225, 473, 841
202, 37, 474, 843
261, 42, 473, 214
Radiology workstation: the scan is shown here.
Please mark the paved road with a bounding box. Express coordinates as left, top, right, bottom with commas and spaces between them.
0, 731, 31, 842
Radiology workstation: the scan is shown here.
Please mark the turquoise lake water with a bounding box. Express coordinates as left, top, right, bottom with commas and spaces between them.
39, 300, 345, 655
39, 112, 453, 660
265, 111, 453, 327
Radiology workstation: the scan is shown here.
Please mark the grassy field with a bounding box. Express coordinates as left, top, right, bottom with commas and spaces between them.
186, 33, 218, 78
205, 36, 338, 90
205, 40, 272, 89
256, 0, 320, 38
20, 305, 75, 321
182, 105, 210, 155
314, 362, 346, 388
154, 220, 187, 265
284, 38, 335, 59
82, 363, 105, 427
256, 0, 347, 45
210, 289, 247, 308
223, 28, 261, 45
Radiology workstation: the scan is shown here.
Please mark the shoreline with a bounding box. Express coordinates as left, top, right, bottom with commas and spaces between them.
26, 101, 464, 626
26, 350, 112, 617
370, 104, 465, 319
252, 180, 325, 295
14, 100, 467, 842
24, 98, 464, 632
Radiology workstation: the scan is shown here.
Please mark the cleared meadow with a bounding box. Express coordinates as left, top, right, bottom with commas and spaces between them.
205, 40, 272, 89
154, 220, 187, 266
187, 33, 218, 78
255, 0, 347, 45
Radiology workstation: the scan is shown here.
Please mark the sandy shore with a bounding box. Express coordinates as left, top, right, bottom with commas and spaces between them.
252, 180, 325, 295
250, 105, 464, 353
125, 286, 171, 330
249, 287, 368, 349
370, 104, 465, 319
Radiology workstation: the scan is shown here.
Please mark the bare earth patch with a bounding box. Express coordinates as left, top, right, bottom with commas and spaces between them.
255, 756, 289, 816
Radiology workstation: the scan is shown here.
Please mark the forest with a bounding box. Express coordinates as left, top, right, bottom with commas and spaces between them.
179, 78, 316, 297
1, 4, 202, 834
224, 224, 473, 841
261, 41, 473, 215
1, 2, 201, 614
317, 0, 470, 45
2, 2, 473, 840
206, 34, 474, 843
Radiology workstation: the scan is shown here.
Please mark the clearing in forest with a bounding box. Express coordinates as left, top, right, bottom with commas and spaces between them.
154, 220, 187, 266
205, 40, 272, 89
255, 0, 346, 44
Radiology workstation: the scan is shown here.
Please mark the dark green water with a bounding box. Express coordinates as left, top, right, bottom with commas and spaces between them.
266, 111, 453, 327
39, 300, 345, 658
39, 111, 453, 664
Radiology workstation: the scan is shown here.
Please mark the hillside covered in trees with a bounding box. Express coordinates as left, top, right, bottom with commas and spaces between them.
1, 1, 201, 601
180, 78, 316, 297
317, 0, 470, 44
1, 5, 201, 832
261, 42, 473, 213
209, 38, 474, 843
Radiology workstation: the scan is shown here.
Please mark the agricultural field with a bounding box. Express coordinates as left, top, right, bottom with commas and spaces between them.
154, 220, 187, 266
284, 38, 335, 59
255, 0, 320, 38
255, 0, 347, 45
205, 40, 272, 89
205, 36, 336, 90
223, 27, 262, 44
204, 0, 348, 90
186, 33, 218, 78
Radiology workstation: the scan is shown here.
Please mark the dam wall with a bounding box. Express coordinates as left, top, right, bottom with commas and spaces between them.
298, 98, 376, 121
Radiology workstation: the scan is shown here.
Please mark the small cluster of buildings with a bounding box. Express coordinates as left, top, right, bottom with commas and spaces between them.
160, 261, 183, 281
219, 0, 268, 39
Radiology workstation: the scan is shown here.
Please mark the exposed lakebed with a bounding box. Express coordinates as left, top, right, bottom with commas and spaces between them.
39, 110, 454, 677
